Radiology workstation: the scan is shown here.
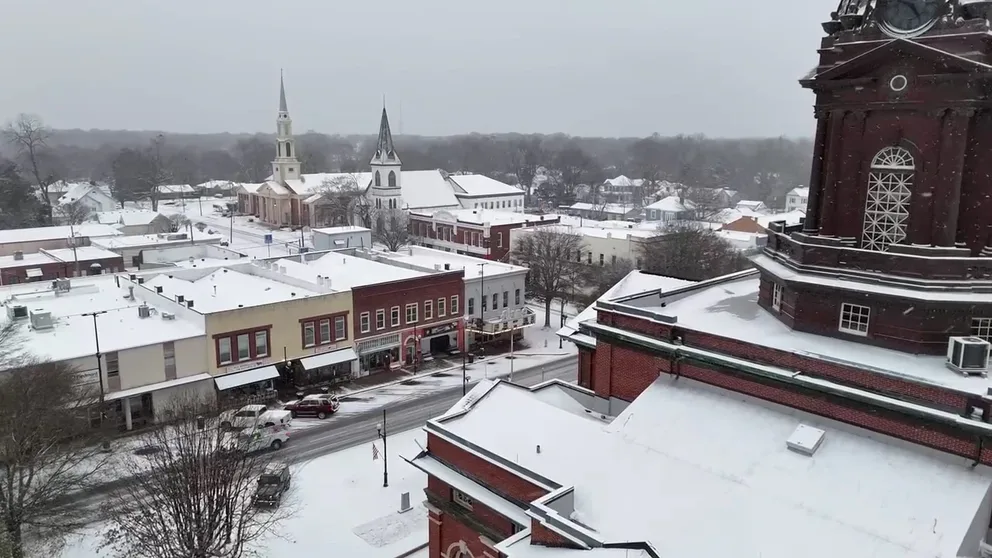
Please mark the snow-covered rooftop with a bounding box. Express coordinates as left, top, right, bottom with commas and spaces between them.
644, 195, 693, 213
602, 175, 644, 188
93, 210, 165, 227
0, 251, 53, 270
0, 224, 122, 245
567, 203, 637, 216
620, 272, 992, 396
0, 276, 205, 363
196, 180, 238, 190
143, 267, 322, 313
416, 208, 552, 227
156, 184, 195, 194
432, 377, 992, 558
449, 174, 523, 197
559, 271, 694, 340
552, 215, 657, 232
754, 210, 806, 228
312, 225, 371, 235
365, 246, 526, 280
789, 186, 810, 197
43, 246, 122, 262
91, 233, 207, 250
266, 251, 427, 291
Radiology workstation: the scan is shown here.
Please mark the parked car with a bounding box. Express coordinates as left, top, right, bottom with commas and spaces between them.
221, 405, 290, 430
285, 395, 340, 419
222, 426, 290, 453
254, 463, 291, 508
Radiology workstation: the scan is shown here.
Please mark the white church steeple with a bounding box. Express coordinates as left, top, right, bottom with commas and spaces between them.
272, 71, 300, 183
369, 103, 402, 211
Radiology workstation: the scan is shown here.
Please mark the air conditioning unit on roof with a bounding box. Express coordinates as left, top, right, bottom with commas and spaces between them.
946, 336, 990, 377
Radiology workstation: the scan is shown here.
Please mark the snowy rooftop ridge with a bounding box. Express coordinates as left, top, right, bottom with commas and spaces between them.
0, 224, 122, 245
363, 245, 526, 279
423, 376, 992, 558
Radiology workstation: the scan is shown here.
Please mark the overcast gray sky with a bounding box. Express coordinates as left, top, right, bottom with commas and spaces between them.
1, 0, 835, 138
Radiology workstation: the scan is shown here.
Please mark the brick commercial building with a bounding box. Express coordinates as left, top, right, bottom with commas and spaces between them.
408, 209, 559, 262
0, 246, 125, 285
404, 1, 992, 556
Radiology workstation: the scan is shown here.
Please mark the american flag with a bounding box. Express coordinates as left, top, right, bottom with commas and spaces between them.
372, 443, 380, 461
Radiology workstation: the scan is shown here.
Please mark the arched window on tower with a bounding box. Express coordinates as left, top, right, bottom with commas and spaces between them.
862, 146, 914, 252
285, 142, 291, 158
388, 171, 396, 188
375, 171, 381, 187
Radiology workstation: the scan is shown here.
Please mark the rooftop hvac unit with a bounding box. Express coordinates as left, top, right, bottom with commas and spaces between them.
161, 312, 176, 320
946, 336, 990, 377
12, 251, 23, 261
166, 233, 188, 241
29, 310, 54, 330
6, 305, 28, 320
55, 278, 71, 292
137, 304, 151, 319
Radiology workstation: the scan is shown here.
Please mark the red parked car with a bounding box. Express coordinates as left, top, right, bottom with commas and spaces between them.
285, 395, 340, 420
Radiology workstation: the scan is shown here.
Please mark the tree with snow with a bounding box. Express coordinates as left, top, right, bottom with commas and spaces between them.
513, 228, 586, 327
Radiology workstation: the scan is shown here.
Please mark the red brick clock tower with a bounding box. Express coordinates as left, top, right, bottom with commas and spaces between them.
755, 0, 992, 354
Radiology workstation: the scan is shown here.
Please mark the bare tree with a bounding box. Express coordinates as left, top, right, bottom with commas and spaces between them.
0, 343, 112, 558
584, 257, 634, 305
373, 208, 410, 252
513, 228, 586, 327
55, 201, 91, 225
313, 174, 366, 227
168, 213, 191, 232
639, 222, 751, 282
100, 397, 293, 558
231, 136, 272, 184
2, 114, 60, 222
679, 186, 725, 222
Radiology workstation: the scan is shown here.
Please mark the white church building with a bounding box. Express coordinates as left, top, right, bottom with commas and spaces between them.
236, 77, 523, 229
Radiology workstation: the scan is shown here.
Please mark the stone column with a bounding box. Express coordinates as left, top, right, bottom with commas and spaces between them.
932, 108, 973, 246
803, 109, 830, 233
123, 397, 133, 431
817, 110, 848, 237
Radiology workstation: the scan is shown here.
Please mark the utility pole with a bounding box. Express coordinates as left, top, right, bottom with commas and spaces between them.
229, 211, 234, 245
477, 262, 488, 356
559, 295, 566, 349
83, 311, 108, 430
69, 223, 80, 277
376, 409, 388, 487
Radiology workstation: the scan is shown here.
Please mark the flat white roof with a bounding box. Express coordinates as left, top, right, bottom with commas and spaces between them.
435, 378, 992, 558
143, 267, 321, 313
44, 246, 122, 262
269, 252, 426, 291
365, 246, 526, 280
0, 252, 53, 270
449, 174, 523, 197
0, 224, 122, 245
417, 208, 550, 226
94, 210, 165, 226
623, 274, 992, 396
312, 225, 371, 234
0, 276, 204, 363
92, 233, 213, 249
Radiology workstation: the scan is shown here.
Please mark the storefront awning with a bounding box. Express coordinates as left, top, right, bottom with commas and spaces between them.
300, 348, 358, 371
106, 372, 213, 402
214, 365, 280, 391
25, 268, 42, 278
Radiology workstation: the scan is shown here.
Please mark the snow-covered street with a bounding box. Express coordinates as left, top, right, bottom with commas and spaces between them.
61, 428, 432, 558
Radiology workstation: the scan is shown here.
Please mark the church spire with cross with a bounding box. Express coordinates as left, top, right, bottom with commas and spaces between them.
272, 70, 300, 183
370, 102, 401, 167
369, 101, 403, 210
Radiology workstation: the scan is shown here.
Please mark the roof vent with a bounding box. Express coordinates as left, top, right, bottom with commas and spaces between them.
7, 305, 28, 320
186, 300, 194, 308
138, 304, 151, 318
444, 263, 450, 271
786, 424, 825, 456
29, 310, 54, 330
176, 295, 185, 304
162, 312, 176, 320
155, 286, 163, 294
12, 251, 23, 261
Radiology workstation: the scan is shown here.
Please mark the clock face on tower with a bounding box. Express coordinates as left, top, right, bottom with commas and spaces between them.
877, 0, 943, 35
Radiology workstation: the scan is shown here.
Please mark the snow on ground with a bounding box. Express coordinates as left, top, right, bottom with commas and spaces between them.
60, 427, 430, 558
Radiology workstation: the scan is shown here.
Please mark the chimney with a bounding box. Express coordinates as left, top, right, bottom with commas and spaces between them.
444, 263, 450, 270
187, 300, 194, 308
128, 286, 135, 299
12, 251, 23, 261
129, 274, 137, 281
155, 286, 163, 293
177, 295, 185, 304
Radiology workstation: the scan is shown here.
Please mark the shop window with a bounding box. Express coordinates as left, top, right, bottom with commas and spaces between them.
106, 351, 120, 377
406, 303, 418, 324
451, 295, 459, 315
425, 300, 433, 320
437, 297, 446, 317
391, 306, 400, 327
376, 309, 386, 330
334, 315, 347, 340
361, 312, 371, 334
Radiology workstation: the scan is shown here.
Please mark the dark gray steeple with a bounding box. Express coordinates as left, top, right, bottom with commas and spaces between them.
370, 106, 401, 166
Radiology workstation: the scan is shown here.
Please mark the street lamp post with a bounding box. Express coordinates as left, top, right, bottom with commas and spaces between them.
376, 409, 388, 487
476, 262, 488, 355
83, 311, 108, 430
559, 295, 566, 349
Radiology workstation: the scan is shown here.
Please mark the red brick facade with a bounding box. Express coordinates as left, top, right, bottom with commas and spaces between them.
0, 254, 124, 285
408, 213, 560, 262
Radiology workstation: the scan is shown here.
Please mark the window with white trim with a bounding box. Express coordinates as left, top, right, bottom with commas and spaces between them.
360, 312, 371, 333
237, 333, 251, 360
334, 315, 347, 340
451, 295, 459, 315
453, 489, 473, 510
405, 303, 418, 324
218, 339, 232, 365
319, 318, 331, 344
376, 309, 386, 330
424, 299, 433, 320
862, 146, 914, 252
437, 297, 446, 317
303, 323, 316, 347
838, 303, 870, 336
254, 331, 268, 357
971, 318, 992, 342
391, 306, 400, 327
772, 283, 783, 312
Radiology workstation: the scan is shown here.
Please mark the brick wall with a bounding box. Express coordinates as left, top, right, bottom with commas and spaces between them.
436, 511, 490, 558
428, 476, 516, 540
428, 434, 549, 504
352, 270, 464, 341
530, 520, 581, 548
